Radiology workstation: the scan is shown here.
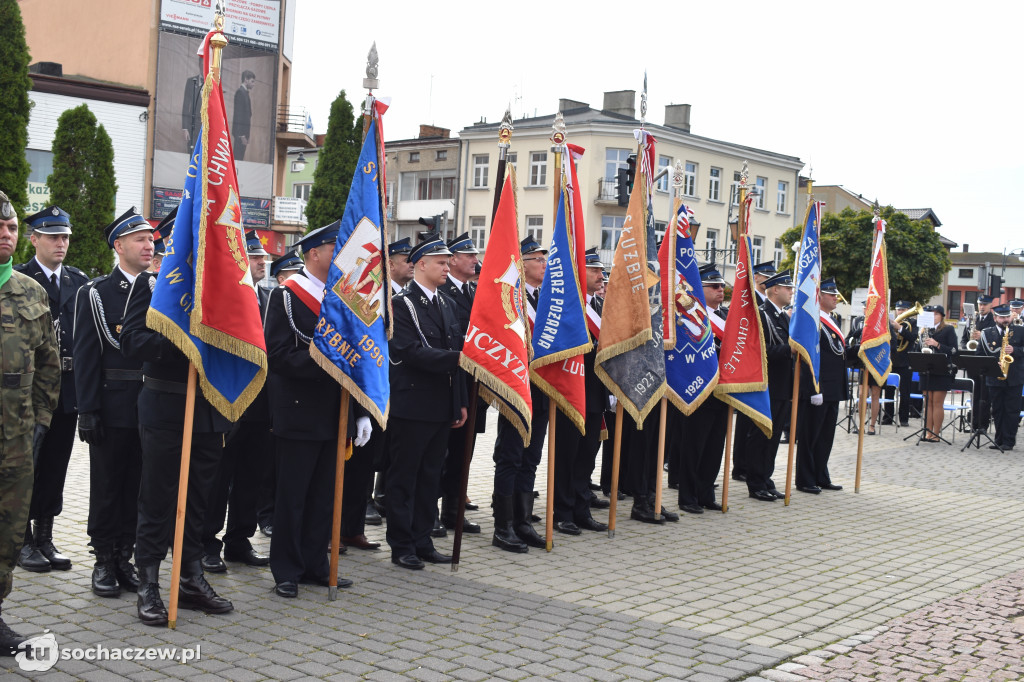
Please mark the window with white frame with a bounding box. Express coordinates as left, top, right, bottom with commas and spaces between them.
526, 215, 543, 244
473, 155, 489, 188
409, 151, 420, 162
730, 171, 742, 206
656, 156, 671, 193
774, 239, 783, 268
470, 216, 486, 249
399, 170, 456, 201
709, 167, 721, 202
601, 215, 626, 251
435, 149, 447, 161
728, 237, 738, 264
605, 148, 632, 182
654, 220, 667, 244
530, 152, 547, 187
684, 162, 697, 197
705, 228, 719, 257
777, 180, 788, 213
506, 152, 517, 170
755, 177, 767, 209
751, 236, 764, 264
293, 183, 311, 202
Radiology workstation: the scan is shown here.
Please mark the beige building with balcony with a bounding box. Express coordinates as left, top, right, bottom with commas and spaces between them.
457, 91, 805, 277
383, 125, 462, 243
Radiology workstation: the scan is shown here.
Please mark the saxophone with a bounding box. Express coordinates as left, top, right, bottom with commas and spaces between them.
998, 327, 1014, 380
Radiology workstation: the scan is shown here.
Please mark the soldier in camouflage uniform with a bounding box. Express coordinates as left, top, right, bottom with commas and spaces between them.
0, 190, 61, 656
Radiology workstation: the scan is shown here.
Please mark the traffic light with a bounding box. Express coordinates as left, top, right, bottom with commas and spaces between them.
625, 154, 637, 193
417, 215, 444, 242
989, 273, 1003, 298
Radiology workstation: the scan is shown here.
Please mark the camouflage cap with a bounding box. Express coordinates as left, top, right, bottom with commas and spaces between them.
0, 190, 13, 220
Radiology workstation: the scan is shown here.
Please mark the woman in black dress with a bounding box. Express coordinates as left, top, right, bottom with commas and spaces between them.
921, 305, 957, 441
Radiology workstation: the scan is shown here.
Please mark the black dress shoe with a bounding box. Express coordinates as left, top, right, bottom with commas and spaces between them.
629, 506, 665, 524
416, 549, 452, 564
464, 500, 479, 511
768, 489, 786, 499
589, 496, 610, 509
701, 501, 724, 511
679, 504, 704, 515
554, 521, 581, 535
259, 523, 273, 537
136, 583, 168, 626
797, 485, 821, 494
178, 574, 233, 614
575, 516, 608, 532
274, 581, 298, 598
989, 443, 1004, 450
365, 502, 383, 526
731, 473, 747, 482
588, 482, 601, 491
819, 483, 843, 491
899, 421, 910, 427
224, 546, 270, 566
201, 553, 227, 573
660, 507, 680, 522
668, 482, 679, 490
302, 574, 353, 588
749, 490, 776, 502
430, 519, 447, 538
0, 618, 27, 656
17, 544, 51, 572
391, 554, 424, 570
341, 534, 380, 550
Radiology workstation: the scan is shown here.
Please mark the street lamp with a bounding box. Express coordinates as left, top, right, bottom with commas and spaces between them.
996, 247, 1024, 300
293, 151, 307, 172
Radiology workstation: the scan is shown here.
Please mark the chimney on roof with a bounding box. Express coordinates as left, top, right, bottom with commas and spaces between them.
558, 98, 589, 113
418, 124, 450, 139
664, 104, 691, 133
602, 90, 635, 119
963, 244, 969, 253
29, 61, 63, 77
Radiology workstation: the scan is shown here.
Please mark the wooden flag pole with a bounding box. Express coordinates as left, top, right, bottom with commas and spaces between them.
607, 402, 624, 538
721, 406, 734, 513
167, 364, 198, 629
784, 361, 801, 506
451, 382, 480, 572
545, 402, 556, 551
855, 370, 868, 492
328, 390, 351, 599
653, 397, 668, 519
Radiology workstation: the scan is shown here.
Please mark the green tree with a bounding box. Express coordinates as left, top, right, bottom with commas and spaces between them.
0, 0, 33, 260
304, 90, 360, 232
46, 104, 118, 277
779, 205, 952, 304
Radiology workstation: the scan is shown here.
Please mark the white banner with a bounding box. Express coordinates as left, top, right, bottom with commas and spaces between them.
160, 0, 280, 50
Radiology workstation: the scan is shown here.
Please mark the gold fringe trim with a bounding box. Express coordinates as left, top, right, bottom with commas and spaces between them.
528, 369, 586, 435
530, 340, 592, 371
145, 307, 265, 422
789, 340, 820, 394
309, 343, 390, 430
459, 355, 532, 446
477, 382, 531, 448
665, 372, 720, 416
716, 392, 773, 438
857, 336, 891, 386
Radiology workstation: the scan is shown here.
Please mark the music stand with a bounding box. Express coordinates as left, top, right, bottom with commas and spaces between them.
838, 367, 860, 433
955, 353, 1002, 452
903, 352, 953, 445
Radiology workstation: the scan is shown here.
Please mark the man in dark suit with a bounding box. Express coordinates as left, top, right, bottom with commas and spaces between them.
795, 277, 846, 494
981, 305, 1024, 451
232, 70, 255, 161
73, 208, 154, 597
201, 232, 272, 573
437, 232, 482, 535
15, 206, 87, 574
121, 274, 234, 626
386, 236, 467, 569
745, 269, 794, 501
491, 236, 548, 552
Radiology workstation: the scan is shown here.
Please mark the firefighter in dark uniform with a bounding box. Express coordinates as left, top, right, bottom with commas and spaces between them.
386, 236, 467, 569
746, 269, 794, 501
887, 300, 920, 426
72, 208, 154, 597
15, 206, 87, 573
795, 277, 846, 493
980, 304, 1024, 451
963, 294, 995, 347
263, 224, 369, 597
201, 232, 272, 573
121, 276, 233, 626
437, 232, 483, 536
491, 236, 548, 553
554, 248, 609, 533
674, 264, 729, 514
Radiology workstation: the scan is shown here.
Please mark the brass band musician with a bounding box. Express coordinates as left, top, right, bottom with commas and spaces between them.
979, 304, 1024, 450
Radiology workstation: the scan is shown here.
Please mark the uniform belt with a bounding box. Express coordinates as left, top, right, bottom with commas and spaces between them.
2, 372, 34, 389
61, 357, 74, 372
143, 375, 186, 394
104, 369, 143, 382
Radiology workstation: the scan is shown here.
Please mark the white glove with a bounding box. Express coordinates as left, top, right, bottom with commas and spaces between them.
810, 394, 823, 406
608, 395, 617, 409
354, 416, 372, 448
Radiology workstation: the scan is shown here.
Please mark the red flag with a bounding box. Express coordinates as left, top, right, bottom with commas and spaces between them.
460, 176, 533, 444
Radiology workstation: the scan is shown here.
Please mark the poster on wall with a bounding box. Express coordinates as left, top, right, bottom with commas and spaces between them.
160, 0, 280, 51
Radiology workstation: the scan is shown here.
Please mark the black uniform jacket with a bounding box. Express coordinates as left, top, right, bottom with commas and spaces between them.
800, 314, 847, 402
390, 282, 466, 423
980, 324, 1024, 386
759, 300, 794, 401
891, 318, 919, 368
585, 297, 609, 415
16, 258, 87, 412
120, 271, 231, 434
72, 268, 144, 429
963, 311, 995, 347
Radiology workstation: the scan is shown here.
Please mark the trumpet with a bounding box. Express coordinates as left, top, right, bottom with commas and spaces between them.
894, 302, 923, 352
998, 328, 1014, 379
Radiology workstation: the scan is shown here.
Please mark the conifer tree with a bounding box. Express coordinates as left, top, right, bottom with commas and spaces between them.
304, 90, 361, 232
0, 0, 33, 259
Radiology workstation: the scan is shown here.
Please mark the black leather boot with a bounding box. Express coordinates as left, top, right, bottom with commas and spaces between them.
0, 603, 27, 657
114, 544, 140, 593
91, 548, 120, 598
441, 496, 480, 534
136, 564, 168, 626
17, 522, 50, 573
630, 496, 664, 524
35, 518, 71, 570
513, 492, 546, 548
178, 561, 233, 614
491, 494, 528, 553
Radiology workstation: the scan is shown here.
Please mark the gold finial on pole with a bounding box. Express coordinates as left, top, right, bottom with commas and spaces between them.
738, 160, 749, 237
672, 159, 685, 200
209, 0, 228, 82
550, 112, 566, 218
498, 106, 514, 154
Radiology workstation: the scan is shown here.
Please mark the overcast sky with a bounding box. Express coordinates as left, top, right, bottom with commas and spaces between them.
290, 1, 1023, 255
